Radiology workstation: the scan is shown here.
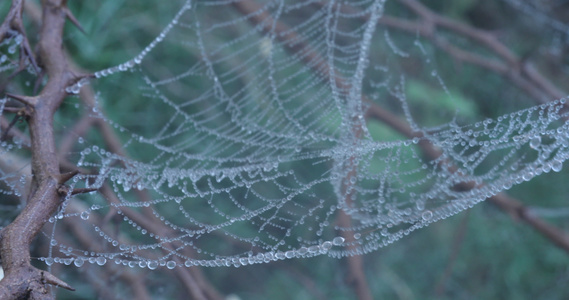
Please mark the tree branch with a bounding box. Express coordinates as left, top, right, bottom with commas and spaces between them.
0, 0, 85, 298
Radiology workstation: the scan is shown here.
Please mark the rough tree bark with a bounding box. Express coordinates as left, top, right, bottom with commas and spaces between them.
0, 0, 85, 298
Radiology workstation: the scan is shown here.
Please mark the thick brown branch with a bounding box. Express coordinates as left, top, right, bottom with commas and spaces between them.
0, 0, 80, 298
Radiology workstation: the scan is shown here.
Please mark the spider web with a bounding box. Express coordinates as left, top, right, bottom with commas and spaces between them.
1, 0, 569, 269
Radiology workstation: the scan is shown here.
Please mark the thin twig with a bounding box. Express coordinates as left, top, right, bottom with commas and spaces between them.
0, 110, 23, 142
434, 211, 470, 296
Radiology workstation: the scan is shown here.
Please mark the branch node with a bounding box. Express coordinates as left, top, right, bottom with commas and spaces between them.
57, 184, 69, 196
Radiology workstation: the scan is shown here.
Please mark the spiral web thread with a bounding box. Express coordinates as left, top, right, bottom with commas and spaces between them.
1, 0, 568, 270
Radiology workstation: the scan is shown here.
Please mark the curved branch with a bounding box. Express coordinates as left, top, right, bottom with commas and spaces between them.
0, 0, 86, 298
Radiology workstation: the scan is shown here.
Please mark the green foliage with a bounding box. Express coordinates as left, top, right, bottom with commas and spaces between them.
406, 79, 479, 125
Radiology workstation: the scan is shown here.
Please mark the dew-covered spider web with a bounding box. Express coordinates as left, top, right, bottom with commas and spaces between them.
1, 0, 569, 270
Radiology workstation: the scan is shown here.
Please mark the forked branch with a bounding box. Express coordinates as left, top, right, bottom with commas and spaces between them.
0, 0, 85, 298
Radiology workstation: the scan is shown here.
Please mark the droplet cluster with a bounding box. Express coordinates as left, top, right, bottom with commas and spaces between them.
24, 0, 569, 269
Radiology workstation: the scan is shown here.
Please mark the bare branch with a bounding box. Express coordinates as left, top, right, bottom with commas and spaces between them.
0, 0, 39, 73
0, 0, 83, 298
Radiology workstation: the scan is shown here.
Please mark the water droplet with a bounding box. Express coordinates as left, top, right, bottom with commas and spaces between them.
80, 211, 90, 220
529, 136, 541, 150
66, 84, 80, 94
74, 258, 84, 267
275, 252, 285, 260
422, 210, 433, 221
353, 233, 361, 239
96, 257, 106, 266
148, 261, 158, 270
552, 160, 563, 172
45, 258, 54, 266
166, 261, 176, 269
321, 241, 332, 250
332, 237, 345, 246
